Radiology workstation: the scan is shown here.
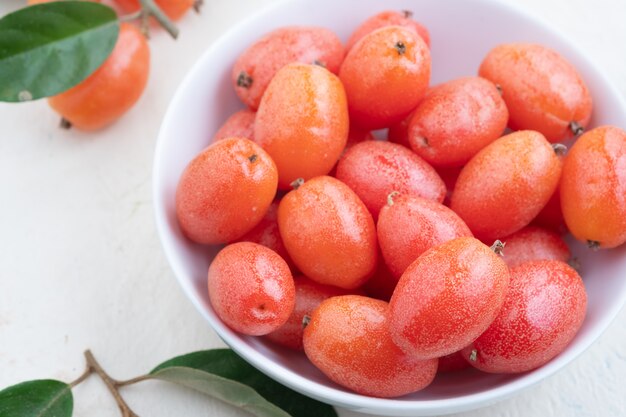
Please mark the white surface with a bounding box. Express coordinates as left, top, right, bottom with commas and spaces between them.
1, 0, 625, 416
154, 0, 626, 415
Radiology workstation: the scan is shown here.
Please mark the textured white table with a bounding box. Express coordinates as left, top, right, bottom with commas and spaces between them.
1, 0, 625, 416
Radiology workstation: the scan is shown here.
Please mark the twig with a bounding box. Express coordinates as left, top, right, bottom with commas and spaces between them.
84, 350, 140, 417
138, 0, 179, 39
115, 374, 152, 388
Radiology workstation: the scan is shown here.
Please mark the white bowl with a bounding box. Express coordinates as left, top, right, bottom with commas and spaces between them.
153, 0, 626, 415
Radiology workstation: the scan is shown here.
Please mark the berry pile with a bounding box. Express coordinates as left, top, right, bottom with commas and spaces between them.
175, 10, 626, 398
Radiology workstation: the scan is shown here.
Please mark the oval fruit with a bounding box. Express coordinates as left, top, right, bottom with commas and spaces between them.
408, 76, 508, 167
278, 176, 377, 289
48, 23, 150, 131
176, 137, 278, 244
208, 242, 295, 336
232, 26, 344, 109
340, 26, 430, 130
303, 295, 438, 397
388, 237, 510, 359
255, 63, 349, 189
560, 126, 626, 249
450, 130, 562, 241
335, 140, 445, 220
479, 43, 592, 142
462, 260, 587, 373
378, 193, 472, 277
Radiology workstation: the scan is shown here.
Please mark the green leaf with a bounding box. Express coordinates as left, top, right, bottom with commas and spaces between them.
0, 2, 119, 102
0, 379, 73, 417
151, 349, 337, 417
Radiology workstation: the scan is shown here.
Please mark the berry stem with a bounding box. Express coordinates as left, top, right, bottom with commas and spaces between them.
59, 118, 72, 130
551, 143, 567, 156
490, 240, 505, 256
587, 240, 601, 251
387, 191, 400, 206
569, 121, 584, 136
290, 178, 304, 190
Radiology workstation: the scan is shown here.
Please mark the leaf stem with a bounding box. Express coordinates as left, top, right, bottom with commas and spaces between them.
69, 365, 93, 388
84, 350, 139, 417
138, 0, 179, 39
115, 374, 152, 388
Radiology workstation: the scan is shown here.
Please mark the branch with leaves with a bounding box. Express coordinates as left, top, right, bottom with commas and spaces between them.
0, 349, 337, 417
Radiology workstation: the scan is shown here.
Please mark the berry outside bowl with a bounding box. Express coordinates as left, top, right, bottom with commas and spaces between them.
153, 0, 626, 415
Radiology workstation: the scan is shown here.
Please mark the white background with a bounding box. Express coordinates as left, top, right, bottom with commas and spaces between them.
1, 0, 625, 416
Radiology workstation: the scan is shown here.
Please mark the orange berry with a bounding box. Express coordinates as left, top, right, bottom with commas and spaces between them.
450, 130, 562, 242
176, 137, 277, 244
335, 140, 445, 220
340, 26, 430, 130
560, 126, 626, 249
378, 194, 472, 278
462, 260, 586, 373
408, 76, 508, 167
208, 242, 295, 336
388, 237, 510, 359
346, 10, 430, 50
213, 109, 256, 142
232, 27, 344, 110
278, 176, 377, 289
303, 295, 438, 397
48, 23, 149, 131
255, 63, 349, 189
479, 43, 592, 142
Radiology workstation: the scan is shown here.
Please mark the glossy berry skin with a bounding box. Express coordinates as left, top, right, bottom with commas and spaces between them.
388, 237, 510, 360
346, 10, 430, 50
176, 137, 278, 244
479, 43, 592, 142
408, 77, 508, 167
114, 0, 193, 21
501, 226, 570, 269
378, 194, 472, 278
450, 130, 562, 242
560, 126, 626, 249
303, 295, 438, 397
438, 351, 470, 373
266, 276, 357, 350
278, 176, 377, 289
255, 64, 349, 189
213, 109, 256, 142
233, 200, 295, 272
462, 260, 587, 373
208, 242, 295, 336
48, 23, 149, 131
335, 141, 445, 220
232, 27, 344, 110
340, 26, 430, 130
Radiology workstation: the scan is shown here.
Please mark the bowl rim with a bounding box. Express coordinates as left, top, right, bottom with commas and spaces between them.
153, 0, 626, 414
